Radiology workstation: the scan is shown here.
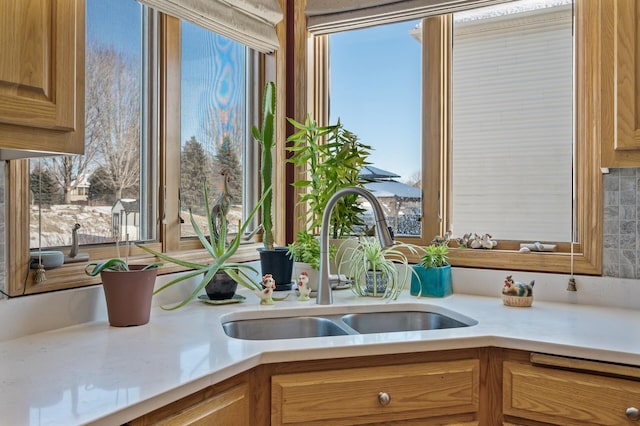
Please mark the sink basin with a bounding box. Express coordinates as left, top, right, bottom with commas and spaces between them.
341, 311, 472, 334
222, 316, 349, 340
222, 306, 477, 340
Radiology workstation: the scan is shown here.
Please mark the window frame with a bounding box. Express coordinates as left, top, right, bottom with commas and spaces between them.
318, 1, 601, 275
6, 12, 265, 297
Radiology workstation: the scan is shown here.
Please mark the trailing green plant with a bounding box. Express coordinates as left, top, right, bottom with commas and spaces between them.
420, 244, 449, 268
286, 230, 336, 270
85, 259, 162, 276
138, 185, 272, 310
252, 81, 276, 251
339, 237, 422, 300
286, 115, 371, 238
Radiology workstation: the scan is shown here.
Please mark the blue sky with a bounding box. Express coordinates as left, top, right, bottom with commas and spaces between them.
329, 20, 422, 182
86, 1, 420, 180
86, 0, 141, 55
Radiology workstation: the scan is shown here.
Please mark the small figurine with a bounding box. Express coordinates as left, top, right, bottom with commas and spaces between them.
481, 233, 497, 249
258, 274, 276, 305
502, 275, 534, 297
297, 272, 312, 301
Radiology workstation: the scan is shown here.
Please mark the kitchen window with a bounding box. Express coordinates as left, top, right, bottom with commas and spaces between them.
324, 0, 601, 274
5, 0, 262, 296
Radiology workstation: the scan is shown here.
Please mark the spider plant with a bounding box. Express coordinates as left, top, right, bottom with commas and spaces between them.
139, 185, 272, 310
339, 236, 421, 300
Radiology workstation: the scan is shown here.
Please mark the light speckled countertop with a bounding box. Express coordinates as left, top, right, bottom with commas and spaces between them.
1, 284, 640, 426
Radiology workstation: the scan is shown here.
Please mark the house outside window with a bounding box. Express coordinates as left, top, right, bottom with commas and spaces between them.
324, 0, 600, 274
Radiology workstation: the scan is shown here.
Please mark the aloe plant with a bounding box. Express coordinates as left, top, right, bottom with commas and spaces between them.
138, 185, 272, 310
85, 259, 162, 276
252, 81, 276, 250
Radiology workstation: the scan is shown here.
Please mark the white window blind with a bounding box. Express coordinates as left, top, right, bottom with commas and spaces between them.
451, 3, 573, 242
306, 0, 512, 34
137, 0, 282, 52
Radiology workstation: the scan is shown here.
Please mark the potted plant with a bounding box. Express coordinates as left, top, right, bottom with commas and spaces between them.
287, 230, 336, 291
286, 115, 371, 237
286, 115, 371, 274
338, 237, 420, 300
410, 242, 453, 297
254, 81, 294, 290
85, 259, 161, 327
138, 185, 271, 309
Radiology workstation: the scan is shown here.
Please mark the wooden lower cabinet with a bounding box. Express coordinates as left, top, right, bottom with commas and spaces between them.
503, 354, 640, 425
271, 359, 480, 425
128, 348, 640, 426
129, 374, 251, 426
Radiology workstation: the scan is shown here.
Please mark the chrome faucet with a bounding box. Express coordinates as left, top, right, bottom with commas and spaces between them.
317, 187, 394, 305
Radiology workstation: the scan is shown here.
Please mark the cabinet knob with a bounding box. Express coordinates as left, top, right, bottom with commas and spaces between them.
378, 391, 391, 406
627, 407, 640, 421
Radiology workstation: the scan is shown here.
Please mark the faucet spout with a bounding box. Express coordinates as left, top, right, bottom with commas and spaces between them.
317, 187, 393, 305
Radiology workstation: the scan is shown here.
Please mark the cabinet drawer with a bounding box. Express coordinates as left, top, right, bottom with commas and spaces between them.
272, 359, 479, 425
504, 361, 640, 425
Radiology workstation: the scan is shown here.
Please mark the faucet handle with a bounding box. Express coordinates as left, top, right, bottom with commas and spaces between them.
387, 226, 395, 242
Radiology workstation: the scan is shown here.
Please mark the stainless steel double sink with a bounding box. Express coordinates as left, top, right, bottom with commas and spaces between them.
222, 305, 478, 340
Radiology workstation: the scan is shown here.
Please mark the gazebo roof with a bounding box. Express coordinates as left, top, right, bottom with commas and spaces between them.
363, 180, 421, 200
359, 166, 401, 181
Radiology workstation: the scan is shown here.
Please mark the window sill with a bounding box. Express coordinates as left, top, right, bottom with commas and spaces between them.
19, 243, 264, 296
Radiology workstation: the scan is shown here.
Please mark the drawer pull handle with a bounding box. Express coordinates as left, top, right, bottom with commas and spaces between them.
627, 407, 640, 421
378, 392, 391, 406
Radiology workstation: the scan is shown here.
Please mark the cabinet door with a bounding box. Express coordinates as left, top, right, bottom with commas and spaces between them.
601, 0, 640, 167
131, 382, 251, 426
0, 0, 84, 156
504, 361, 640, 425
272, 359, 480, 425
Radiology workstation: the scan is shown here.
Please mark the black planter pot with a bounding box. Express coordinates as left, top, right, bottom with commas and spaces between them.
258, 247, 294, 291
205, 270, 238, 300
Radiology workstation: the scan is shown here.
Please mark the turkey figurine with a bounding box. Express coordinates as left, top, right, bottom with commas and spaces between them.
297, 272, 312, 301
258, 274, 276, 305
502, 275, 534, 297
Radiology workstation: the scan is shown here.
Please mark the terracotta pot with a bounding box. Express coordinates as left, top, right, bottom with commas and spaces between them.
100, 265, 157, 327
205, 270, 238, 300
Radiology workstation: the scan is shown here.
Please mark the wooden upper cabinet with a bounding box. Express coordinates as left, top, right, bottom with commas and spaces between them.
0, 0, 85, 158
601, 0, 640, 167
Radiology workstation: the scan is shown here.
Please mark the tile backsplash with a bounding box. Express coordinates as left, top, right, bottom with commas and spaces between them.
602, 168, 640, 278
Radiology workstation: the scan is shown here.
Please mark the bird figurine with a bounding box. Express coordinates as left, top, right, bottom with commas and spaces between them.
258, 274, 276, 305
210, 169, 232, 244
481, 233, 497, 249
297, 272, 312, 301
502, 275, 534, 297
470, 233, 483, 249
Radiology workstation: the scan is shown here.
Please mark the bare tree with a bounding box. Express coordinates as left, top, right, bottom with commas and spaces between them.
45, 155, 94, 204
87, 43, 141, 201
41, 43, 140, 204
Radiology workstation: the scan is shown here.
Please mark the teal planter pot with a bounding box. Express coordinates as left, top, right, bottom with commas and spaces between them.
410, 265, 452, 297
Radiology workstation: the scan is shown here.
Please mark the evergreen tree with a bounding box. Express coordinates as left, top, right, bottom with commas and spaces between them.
181, 136, 209, 213
30, 168, 59, 207
88, 167, 116, 204
214, 134, 242, 203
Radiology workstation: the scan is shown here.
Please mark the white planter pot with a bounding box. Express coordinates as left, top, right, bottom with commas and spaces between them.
293, 262, 319, 291
330, 237, 359, 275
